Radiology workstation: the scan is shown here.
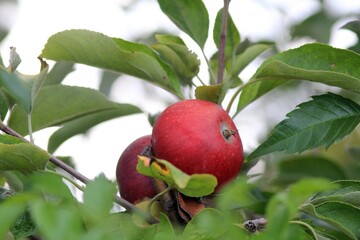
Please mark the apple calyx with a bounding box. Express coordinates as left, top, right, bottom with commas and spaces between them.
222, 128, 237, 140
221, 122, 238, 140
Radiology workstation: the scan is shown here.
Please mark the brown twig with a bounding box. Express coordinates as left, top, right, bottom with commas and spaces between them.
217, 0, 231, 85
0, 120, 157, 223
141, 146, 183, 225
0, 121, 91, 183
151, 178, 183, 225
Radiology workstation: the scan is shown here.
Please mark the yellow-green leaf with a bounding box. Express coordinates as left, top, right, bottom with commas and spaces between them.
137, 156, 217, 197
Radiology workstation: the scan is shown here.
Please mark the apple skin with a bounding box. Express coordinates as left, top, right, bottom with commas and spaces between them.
116, 135, 157, 204
152, 99, 243, 191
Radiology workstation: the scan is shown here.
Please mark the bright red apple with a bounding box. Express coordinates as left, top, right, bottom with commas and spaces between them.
116, 135, 157, 204
151, 99, 243, 191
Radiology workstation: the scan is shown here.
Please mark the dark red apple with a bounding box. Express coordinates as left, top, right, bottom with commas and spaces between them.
116, 135, 157, 204
152, 99, 243, 190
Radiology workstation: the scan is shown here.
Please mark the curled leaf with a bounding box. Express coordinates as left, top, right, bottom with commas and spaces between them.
175, 191, 205, 223
195, 84, 223, 104
137, 156, 217, 197
152, 34, 200, 85
8, 47, 21, 73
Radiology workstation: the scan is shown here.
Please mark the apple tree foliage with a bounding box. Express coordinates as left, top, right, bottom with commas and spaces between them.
1, 0, 360, 239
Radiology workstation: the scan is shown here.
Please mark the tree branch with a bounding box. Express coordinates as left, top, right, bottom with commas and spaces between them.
217, 0, 231, 85
0, 120, 158, 224
151, 178, 182, 225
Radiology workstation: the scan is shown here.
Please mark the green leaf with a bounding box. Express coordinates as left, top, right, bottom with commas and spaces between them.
0, 195, 27, 239
137, 156, 217, 197
157, 0, 209, 49
182, 208, 227, 240
113, 213, 156, 239
8, 85, 141, 136
11, 209, 37, 239
40, 29, 183, 98
195, 84, 224, 103
216, 176, 265, 213
0, 57, 50, 114
30, 59, 48, 112
311, 230, 339, 240
268, 178, 335, 223
0, 135, 49, 171
152, 34, 200, 84
292, 10, 335, 43
3, 172, 23, 192
82, 174, 117, 221
0, 90, 7, 120
264, 178, 335, 240
213, 9, 240, 58
342, 20, 360, 38
206, 43, 269, 100
47, 103, 141, 153
310, 180, 360, 207
154, 213, 176, 239
238, 43, 360, 111
342, 20, 360, 53
287, 178, 336, 212
275, 156, 347, 185
29, 171, 75, 200
316, 202, 360, 239
304, 181, 360, 239
264, 195, 299, 239
302, 204, 355, 240
83, 213, 119, 240
230, 43, 271, 78
293, 220, 330, 240
98, 70, 120, 96
0, 67, 31, 113
247, 93, 360, 160
30, 199, 84, 240
44, 61, 74, 86
83, 213, 137, 240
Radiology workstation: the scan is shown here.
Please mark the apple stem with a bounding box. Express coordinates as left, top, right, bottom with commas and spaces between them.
151, 178, 184, 225
226, 77, 266, 115
147, 185, 173, 214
